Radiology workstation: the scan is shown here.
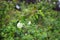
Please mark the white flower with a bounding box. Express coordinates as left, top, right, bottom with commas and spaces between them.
16, 5, 20, 9
53, 2, 56, 4
17, 22, 23, 28
25, 33, 27, 35
28, 21, 31, 25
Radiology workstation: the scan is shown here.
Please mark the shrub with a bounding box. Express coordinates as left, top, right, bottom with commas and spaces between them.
0, 0, 60, 40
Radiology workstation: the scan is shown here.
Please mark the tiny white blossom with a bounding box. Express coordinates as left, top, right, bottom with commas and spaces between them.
25, 33, 27, 35
28, 21, 31, 25
17, 22, 23, 28
53, 2, 56, 4
16, 5, 20, 9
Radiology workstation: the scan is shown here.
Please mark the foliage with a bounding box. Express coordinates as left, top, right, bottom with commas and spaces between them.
0, 0, 60, 40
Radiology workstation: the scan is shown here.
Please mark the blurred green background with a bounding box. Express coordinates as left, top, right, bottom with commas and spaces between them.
0, 0, 60, 40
